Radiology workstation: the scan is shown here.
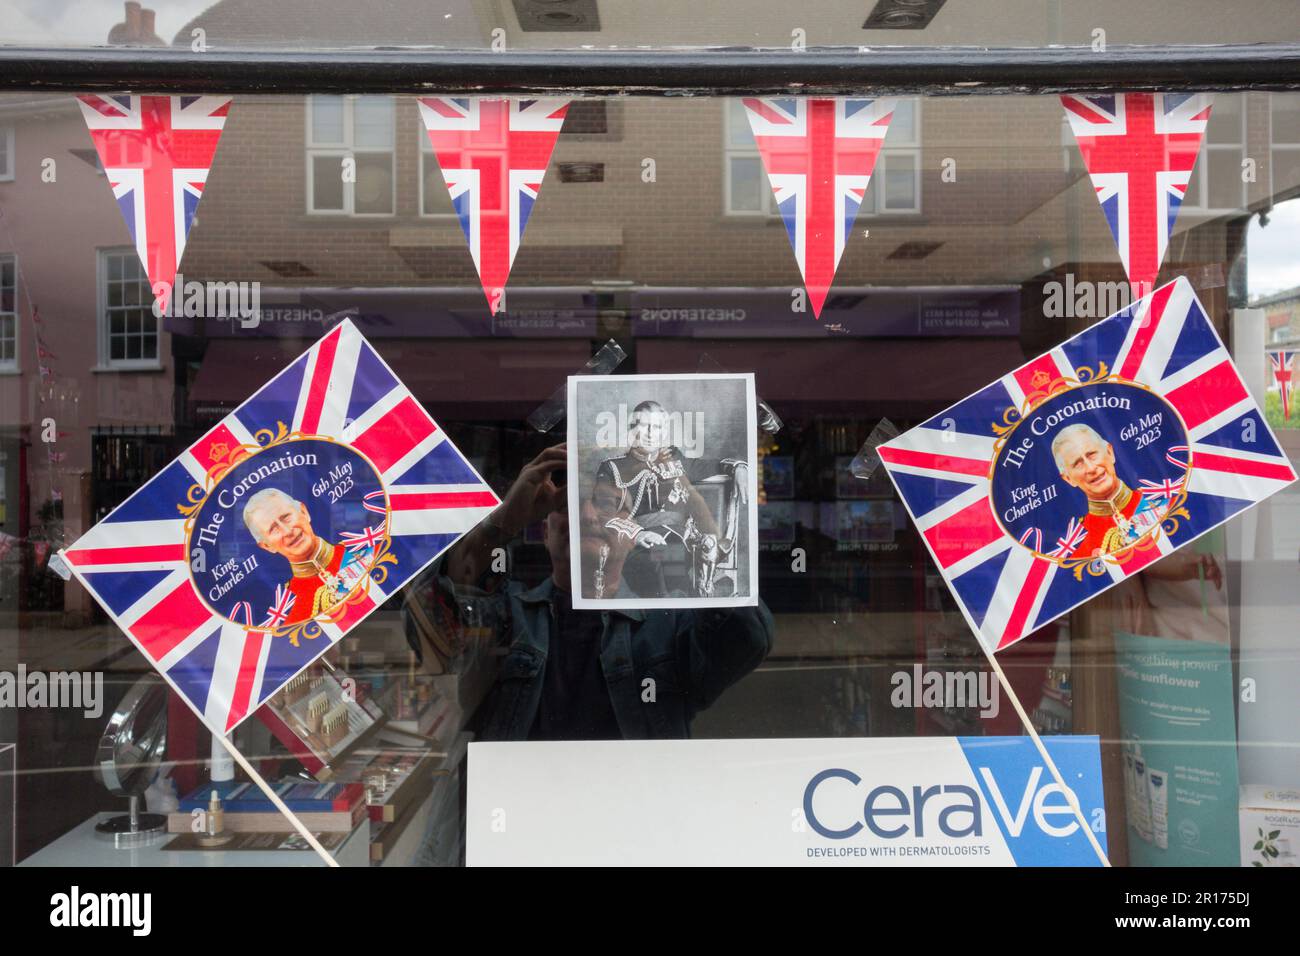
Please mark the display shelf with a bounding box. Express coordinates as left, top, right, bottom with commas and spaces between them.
19, 812, 370, 867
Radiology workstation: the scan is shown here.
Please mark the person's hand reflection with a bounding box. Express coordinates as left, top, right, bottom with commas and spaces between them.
493, 444, 566, 536
1146, 549, 1222, 590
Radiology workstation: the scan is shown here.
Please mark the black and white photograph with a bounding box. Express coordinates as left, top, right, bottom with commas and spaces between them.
566, 373, 759, 609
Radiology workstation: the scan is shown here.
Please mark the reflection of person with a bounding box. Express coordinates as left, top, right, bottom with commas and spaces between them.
426, 444, 773, 741
243, 488, 343, 624
1052, 423, 1159, 557
589, 400, 749, 599
1092, 546, 1227, 646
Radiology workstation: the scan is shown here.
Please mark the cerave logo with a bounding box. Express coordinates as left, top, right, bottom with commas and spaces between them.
800, 736, 1107, 866
465, 737, 1105, 866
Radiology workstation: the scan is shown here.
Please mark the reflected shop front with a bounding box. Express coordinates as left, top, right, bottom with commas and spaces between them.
0, 0, 1299, 872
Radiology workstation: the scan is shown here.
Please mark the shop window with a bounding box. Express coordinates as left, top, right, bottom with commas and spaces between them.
306, 95, 395, 216
0, 125, 13, 182
0, 255, 15, 368
97, 249, 158, 368
724, 97, 921, 217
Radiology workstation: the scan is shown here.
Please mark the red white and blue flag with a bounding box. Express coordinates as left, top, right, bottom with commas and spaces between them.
741, 97, 896, 319
60, 321, 500, 734
1269, 349, 1295, 420
77, 95, 231, 314
1061, 93, 1213, 295
418, 97, 569, 315
879, 277, 1296, 654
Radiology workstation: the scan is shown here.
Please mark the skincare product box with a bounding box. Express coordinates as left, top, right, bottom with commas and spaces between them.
1239, 786, 1300, 867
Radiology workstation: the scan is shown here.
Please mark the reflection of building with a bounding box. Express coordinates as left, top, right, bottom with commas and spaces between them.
1250, 285, 1300, 346
0, 93, 179, 614
166, 5, 1297, 435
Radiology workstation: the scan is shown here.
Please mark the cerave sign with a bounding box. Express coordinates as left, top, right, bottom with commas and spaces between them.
467, 736, 1106, 866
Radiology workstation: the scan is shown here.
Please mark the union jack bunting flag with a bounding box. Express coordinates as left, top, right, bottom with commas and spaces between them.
77, 95, 231, 313
1061, 93, 1213, 295
1269, 349, 1295, 421
741, 97, 896, 319
418, 97, 569, 315
60, 321, 500, 734
879, 277, 1296, 654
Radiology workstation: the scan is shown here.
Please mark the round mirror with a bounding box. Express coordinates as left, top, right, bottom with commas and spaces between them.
93, 676, 168, 846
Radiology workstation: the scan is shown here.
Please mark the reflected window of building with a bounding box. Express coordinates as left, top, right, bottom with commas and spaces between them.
418, 110, 456, 218
0, 125, 13, 182
723, 97, 921, 217
306, 95, 395, 216
0, 255, 15, 368
1270, 93, 1300, 195
1183, 93, 1248, 214
97, 249, 157, 368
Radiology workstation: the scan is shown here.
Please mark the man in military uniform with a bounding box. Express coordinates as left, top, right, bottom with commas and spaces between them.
589, 400, 748, 599
1052, 422, 1162, 558
243, 487, 355, 624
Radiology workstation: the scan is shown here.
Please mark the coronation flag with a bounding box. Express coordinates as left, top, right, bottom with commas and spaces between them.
418, 97, 569, 315
741, 97, 896, 319
60, 321, 500, 735
77, 95, 231, 314
1061, 92, 1213, 295
879, 277, 1296, 654
1269, 349, 1295, 421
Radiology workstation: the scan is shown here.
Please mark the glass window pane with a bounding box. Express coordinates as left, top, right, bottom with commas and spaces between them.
310, 96, 345, 144
1207, 149, 1244, 209
726, 100, 755, 147
1183, 167, 1204, 208
729, 156, 765, 212
1206, 94, 1243, 143
889, 99, 917, 144
422, 154, 453, 215
353, 96, 394, 148
354, 153, 394, 214
884, 153, 918, 210
1271, 95, 1300, 144
4, 86, 1300, 872
312, 155, 346, 211
1272, 148, 1300, 194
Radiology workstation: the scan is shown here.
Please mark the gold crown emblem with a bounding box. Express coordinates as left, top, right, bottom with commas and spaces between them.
208, 441, 230, 463
1030, 369, 1052, 390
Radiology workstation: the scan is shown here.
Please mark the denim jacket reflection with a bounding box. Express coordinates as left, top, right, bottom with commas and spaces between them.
444, 574, 773, 741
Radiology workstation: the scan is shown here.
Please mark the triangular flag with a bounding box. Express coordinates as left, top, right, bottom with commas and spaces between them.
1061, 92, 1213, 295
741, 97, 896, 319
77, 94, 231, 314
418, 97, 569, 315
1270, 349, 1295, 420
